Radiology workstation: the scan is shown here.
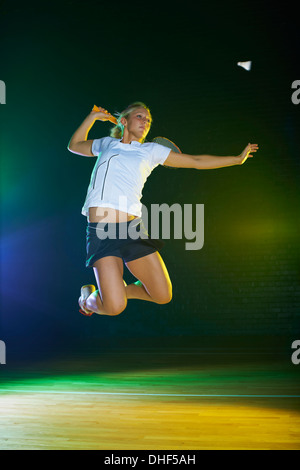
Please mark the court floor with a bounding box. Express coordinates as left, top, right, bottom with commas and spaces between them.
0, 348, 299, 450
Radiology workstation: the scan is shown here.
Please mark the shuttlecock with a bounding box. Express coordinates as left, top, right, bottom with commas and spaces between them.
237, 61, 252, 71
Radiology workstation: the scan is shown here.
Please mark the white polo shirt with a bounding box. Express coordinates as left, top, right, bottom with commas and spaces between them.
81, 137, 171, 217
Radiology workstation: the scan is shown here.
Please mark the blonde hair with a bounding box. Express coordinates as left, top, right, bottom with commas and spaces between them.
110, 101, 152, 142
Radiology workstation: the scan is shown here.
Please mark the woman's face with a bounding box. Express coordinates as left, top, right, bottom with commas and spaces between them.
123, 107, 152, 141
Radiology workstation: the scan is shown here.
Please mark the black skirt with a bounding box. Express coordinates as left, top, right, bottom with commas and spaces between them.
86, 217, 165, 267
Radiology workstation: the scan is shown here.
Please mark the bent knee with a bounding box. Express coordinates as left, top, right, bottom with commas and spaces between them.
102, 299, 127, 316
156, 295, 172, 305
153, 287, 173, 305
108, 306, 127, 316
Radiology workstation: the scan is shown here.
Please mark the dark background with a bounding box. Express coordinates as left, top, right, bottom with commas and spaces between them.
0, 0, 299, 360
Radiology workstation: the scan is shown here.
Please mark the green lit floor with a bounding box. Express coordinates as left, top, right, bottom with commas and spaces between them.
0, 349, 300, 449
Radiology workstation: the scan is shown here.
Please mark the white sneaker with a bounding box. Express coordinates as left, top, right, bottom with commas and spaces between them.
78, 284, 96, 316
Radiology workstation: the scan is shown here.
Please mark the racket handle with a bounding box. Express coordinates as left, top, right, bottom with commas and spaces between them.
109, 116, 118, 125
92, 105, 118, 125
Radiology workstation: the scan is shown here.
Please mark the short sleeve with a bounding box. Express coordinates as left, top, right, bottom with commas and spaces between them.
91, 138, 105, 157
151, 143, 172, 166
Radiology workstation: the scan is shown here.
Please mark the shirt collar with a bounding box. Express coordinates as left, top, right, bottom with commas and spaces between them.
118, 139, 142, 146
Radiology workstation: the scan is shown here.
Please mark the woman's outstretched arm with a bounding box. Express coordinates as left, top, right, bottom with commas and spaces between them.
67, 106, 114, 157
163, 143, 259, 169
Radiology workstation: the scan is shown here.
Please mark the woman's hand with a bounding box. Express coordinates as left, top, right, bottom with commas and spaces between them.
90, 105, 118, 125
237, 143, 259, 165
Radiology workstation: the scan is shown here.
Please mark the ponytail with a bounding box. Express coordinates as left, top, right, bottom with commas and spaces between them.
110, 124, 123, 139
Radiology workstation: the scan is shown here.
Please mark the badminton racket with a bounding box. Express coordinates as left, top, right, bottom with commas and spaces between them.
152, 136, 181, 169
152, 136, 181, 153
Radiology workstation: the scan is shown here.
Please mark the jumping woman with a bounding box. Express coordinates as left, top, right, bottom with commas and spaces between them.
68, 102, 258, 317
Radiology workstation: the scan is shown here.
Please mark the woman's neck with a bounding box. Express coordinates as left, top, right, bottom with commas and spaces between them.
120, 130, 143, 144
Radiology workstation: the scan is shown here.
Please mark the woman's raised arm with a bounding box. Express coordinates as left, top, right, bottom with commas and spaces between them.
67, 106, 114, 157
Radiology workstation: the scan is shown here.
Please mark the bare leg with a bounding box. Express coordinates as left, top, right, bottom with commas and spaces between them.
85, 290, 112, 315
125, 252, 172, 304
85, 280, 155, 315
125, 280, 157, 302
85, 256, 127, 316
84, 252, 172, 315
